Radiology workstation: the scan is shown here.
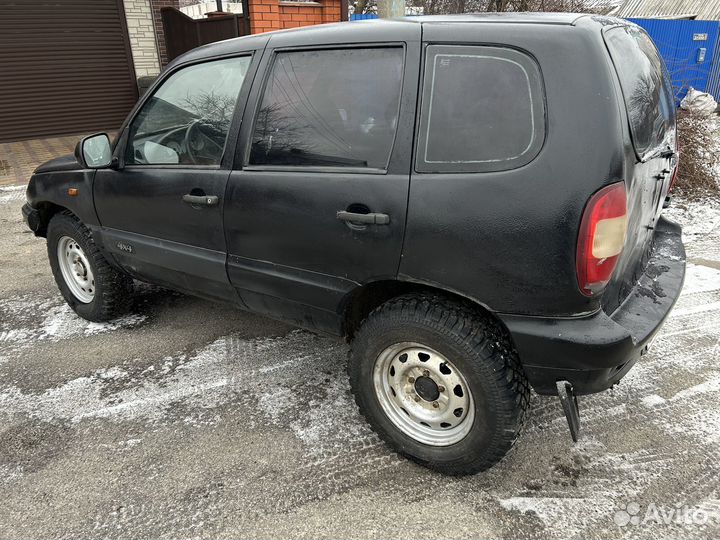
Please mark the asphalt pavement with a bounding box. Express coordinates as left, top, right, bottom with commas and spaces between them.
1, 185, 719, 539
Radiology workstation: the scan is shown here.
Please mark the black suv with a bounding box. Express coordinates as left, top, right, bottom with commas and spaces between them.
23, 14, 685, 475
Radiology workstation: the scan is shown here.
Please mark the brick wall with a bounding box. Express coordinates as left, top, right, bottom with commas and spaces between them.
149, 0, 180, 66
249, 0, 342, 33
123, 0, 162, 77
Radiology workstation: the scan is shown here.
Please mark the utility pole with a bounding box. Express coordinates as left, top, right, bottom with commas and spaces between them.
377, 0, 404, 18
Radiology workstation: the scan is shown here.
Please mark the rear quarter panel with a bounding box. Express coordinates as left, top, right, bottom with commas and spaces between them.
400, 20, 626, 316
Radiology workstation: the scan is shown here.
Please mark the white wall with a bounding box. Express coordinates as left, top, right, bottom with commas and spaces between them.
123, 0, 162, 78
180, 1, 243, 18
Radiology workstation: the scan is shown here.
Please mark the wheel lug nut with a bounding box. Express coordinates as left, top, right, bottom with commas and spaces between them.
408, 376, 415, 384
423, 370, 430, 377
414, 396, 420, 402
432, 401, 439, 408
438, 385, 445, 393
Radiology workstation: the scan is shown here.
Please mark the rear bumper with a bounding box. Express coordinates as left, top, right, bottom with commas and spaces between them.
500, 216, 685, 396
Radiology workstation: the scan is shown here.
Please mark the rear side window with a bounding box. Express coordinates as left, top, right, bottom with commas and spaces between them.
416, 45, 545, 173
249, 47, 404, 169
604, 25, 675, 158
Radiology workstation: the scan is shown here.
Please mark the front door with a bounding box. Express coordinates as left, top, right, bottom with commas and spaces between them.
224, 36, 421, 333
94, 54, 256, 301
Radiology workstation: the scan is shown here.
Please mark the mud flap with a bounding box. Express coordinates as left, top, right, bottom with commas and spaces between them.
556, 380, 580, 442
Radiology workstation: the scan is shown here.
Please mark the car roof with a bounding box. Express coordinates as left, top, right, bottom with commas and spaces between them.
171, 12, 601, 67
400, 12, 587, 24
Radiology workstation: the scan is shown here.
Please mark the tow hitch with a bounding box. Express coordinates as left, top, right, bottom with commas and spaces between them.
556, 380, 580, 442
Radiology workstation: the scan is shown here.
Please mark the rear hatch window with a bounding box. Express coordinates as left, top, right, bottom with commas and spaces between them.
604, 25, 675, 159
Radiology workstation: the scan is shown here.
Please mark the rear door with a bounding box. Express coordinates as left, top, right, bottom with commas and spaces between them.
603, 24, 677, 311
224, 31, 421, 333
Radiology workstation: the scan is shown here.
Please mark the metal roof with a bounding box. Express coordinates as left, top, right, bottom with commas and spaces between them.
615, 0, 720, 20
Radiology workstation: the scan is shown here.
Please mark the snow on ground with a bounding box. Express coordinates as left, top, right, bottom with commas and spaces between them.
0, 295, 146, 364
0, 185, 26, 204
664, 196, 720, 244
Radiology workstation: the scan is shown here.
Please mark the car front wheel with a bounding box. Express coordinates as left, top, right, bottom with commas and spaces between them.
47, 212, 133, 322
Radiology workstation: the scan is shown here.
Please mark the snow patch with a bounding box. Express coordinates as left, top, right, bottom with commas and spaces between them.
641, 394, 666, 407
0, 330, 370, 456
498, 496, 615, 537
0, 185, 25, 204
681, 263, 720, 295
0, 296, 147, 363
0, 337, 233, 424
670, 375, 720, 402
664, 198, 720, 243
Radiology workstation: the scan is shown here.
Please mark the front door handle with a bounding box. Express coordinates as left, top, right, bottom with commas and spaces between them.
336, 211, 390, 225
182, 194, 218, 206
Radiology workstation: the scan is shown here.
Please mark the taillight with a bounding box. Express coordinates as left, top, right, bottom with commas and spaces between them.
576, 182, 628, 297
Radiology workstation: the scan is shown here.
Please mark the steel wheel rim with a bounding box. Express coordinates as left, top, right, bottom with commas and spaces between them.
57, 236, 95, 303
373, 342, 475, 446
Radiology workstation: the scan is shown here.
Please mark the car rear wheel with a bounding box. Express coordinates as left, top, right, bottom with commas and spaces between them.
349, 293, 530, 475
47, 212, 133, 322
373, 342, 476, 446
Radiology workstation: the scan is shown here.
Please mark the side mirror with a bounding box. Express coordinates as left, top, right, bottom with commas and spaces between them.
75, 133, 113, 169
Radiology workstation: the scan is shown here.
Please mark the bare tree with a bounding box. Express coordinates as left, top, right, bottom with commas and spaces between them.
377, 0, 404, 17
349, 0, 613, 16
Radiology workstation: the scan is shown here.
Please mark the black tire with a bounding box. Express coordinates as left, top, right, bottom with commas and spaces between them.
349, 293, 530, 475
47, 211, 133, 322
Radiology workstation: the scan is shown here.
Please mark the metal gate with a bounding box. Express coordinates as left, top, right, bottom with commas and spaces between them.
629, 18, 720, 104
161, 8, 248, 62
0, 0, 139, 142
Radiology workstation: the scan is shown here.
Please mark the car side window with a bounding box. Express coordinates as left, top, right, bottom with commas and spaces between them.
125, 56, 251, 166
416, 45, 545, 174
249, 47, 404, 169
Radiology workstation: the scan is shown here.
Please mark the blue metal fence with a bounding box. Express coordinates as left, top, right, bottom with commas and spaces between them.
349, 13, 378, 20
629, 18, 720, 103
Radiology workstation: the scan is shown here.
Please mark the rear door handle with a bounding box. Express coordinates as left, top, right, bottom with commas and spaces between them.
336, 211, 390, 225
182, 194, 218, 206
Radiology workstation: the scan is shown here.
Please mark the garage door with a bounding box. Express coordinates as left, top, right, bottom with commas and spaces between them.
0, 0, 139, 142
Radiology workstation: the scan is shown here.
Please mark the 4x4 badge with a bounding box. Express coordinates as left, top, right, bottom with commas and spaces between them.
116, 242, 133, 253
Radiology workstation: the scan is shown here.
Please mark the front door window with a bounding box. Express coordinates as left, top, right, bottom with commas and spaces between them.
125, 56, 251, 166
